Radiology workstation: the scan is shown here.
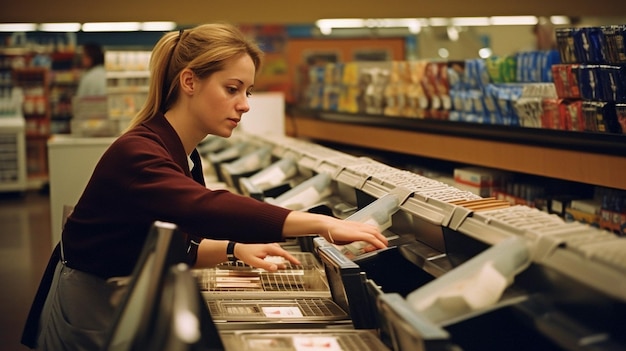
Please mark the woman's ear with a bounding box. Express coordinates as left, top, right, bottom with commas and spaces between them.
179, 68, 195, 95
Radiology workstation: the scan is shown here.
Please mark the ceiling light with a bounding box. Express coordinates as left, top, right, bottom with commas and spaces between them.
315, 19, 366, 29
82, 22, 141, 32
550, 16, 571, 25
452, 17, 490, 27
429, 18, 449, 27
39, 23, 81, 32
478, 48, 493, 58
490, 16, 538, 26
0, 23, 37, 32
141, 21, 177, 31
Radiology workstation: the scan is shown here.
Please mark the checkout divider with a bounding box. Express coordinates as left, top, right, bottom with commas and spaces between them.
105, 131, 626, 351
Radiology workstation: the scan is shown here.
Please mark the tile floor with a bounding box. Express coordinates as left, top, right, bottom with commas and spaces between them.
0, 190, 53, 351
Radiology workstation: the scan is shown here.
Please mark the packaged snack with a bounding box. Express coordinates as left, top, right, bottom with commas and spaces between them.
601, 25, 626, 64
559, 99, 584, 131
577, 65, 602, 101
573, 27, 608, 64
615, 103, 626, 133
555, 28, 578, 64
600, 65, 626, 102
551, 64, 581, 99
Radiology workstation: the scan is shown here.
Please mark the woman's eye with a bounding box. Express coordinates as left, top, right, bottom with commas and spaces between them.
227, 86, 238, 94
246, 91, 253, 98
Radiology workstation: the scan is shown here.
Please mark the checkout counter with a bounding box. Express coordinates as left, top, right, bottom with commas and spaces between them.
99, 130, 626, 351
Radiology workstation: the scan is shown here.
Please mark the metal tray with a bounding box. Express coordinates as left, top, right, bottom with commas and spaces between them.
219, 328, 390, 351
192, 253, 329, 299
207, 297, 350, 327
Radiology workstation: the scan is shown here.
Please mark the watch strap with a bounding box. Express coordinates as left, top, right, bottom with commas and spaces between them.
226, 241, 238, 262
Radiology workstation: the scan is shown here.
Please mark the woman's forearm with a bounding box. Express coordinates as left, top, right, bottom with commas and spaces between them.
281, 211, 333, 238
281, 211, 388, 249
194, 239, 228, 268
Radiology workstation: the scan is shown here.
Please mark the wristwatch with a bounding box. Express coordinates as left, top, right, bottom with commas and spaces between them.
226, 241, 238, 262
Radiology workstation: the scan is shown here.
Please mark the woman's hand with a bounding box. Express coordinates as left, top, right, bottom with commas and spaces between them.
233, 243, 301, 271
282, 211, 389, 250
324, 219, 388, 249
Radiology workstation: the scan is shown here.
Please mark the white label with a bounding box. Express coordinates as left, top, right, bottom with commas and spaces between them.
261, 306, 303, 318
292, 336, 343, 351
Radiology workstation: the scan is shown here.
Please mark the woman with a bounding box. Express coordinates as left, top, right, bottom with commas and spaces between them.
75, 42, 107, 97
23, 23, 387, 350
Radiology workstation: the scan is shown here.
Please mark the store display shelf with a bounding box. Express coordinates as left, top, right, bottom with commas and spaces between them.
106, 86, 149, 94
288, 112, 626, 191
105, 70, 151, 79
306, 110, 626, 156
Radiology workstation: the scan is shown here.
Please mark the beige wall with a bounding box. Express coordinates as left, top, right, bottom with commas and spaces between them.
2, 0, 626, 24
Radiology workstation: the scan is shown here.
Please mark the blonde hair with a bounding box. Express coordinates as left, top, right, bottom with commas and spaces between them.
125, 23, 263, 131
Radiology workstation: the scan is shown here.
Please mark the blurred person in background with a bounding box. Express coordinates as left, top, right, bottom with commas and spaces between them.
75, 42, 106, 97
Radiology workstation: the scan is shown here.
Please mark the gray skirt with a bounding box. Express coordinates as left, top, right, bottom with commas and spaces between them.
36, 261, 124, 351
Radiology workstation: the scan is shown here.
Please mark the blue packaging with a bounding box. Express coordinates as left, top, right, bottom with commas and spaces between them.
476, 59, 490, 88
542, 50, 561, 82
531, 51, 541, 82
574, 27, 608, 64
466, 59, 481, 89
577, 65, 602, 100
462, 89, 474, 114
469, 89, 486, 116
601, 65, 626, 102
482, 84, 499, 114
449, 88, 464, 112
447, 62, 465, 91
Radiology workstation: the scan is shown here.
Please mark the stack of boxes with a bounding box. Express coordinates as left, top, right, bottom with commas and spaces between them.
452, 166, 509, 198
552, 25, 626, 133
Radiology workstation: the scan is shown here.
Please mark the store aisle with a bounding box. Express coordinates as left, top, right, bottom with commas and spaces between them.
0, 191, 52, 351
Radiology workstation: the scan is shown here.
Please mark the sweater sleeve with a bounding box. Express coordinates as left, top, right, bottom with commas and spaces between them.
79, 132, 291, 244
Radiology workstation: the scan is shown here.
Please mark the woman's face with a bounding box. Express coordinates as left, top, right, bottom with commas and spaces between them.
189, 54, 255, 138
81, 54, 93, 69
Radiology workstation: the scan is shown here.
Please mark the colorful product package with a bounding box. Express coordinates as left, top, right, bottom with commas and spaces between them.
514, 96, 543, 128
485, 55, 517, 83
541, 98, 562, 129
600, 65, 626, 102
577, 65, 603, 101
615, 103, 626, 133
447, 60, 466, 90
601, 25, 626, 64
573, 27, 608, 64
555, 28, 578, 64
559, 99, 585, 131
582, 101, 621, 133
551, 64, 581, 99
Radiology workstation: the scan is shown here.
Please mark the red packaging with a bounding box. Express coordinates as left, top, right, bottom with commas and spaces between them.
541, 98, 561, 129
551, 64, 581, 99
559, 99, 585, 131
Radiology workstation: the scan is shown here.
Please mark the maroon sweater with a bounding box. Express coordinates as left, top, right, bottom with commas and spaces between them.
62, 113, 291, 279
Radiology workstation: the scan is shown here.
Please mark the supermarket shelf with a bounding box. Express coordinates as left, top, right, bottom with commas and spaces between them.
105, 70, 151, 79
288, 112, 626, 191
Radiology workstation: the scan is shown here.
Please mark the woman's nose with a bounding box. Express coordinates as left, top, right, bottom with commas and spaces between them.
237, 96, 250, 113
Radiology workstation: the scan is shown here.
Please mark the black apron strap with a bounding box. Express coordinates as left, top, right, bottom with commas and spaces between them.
21, 243, 61, 349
